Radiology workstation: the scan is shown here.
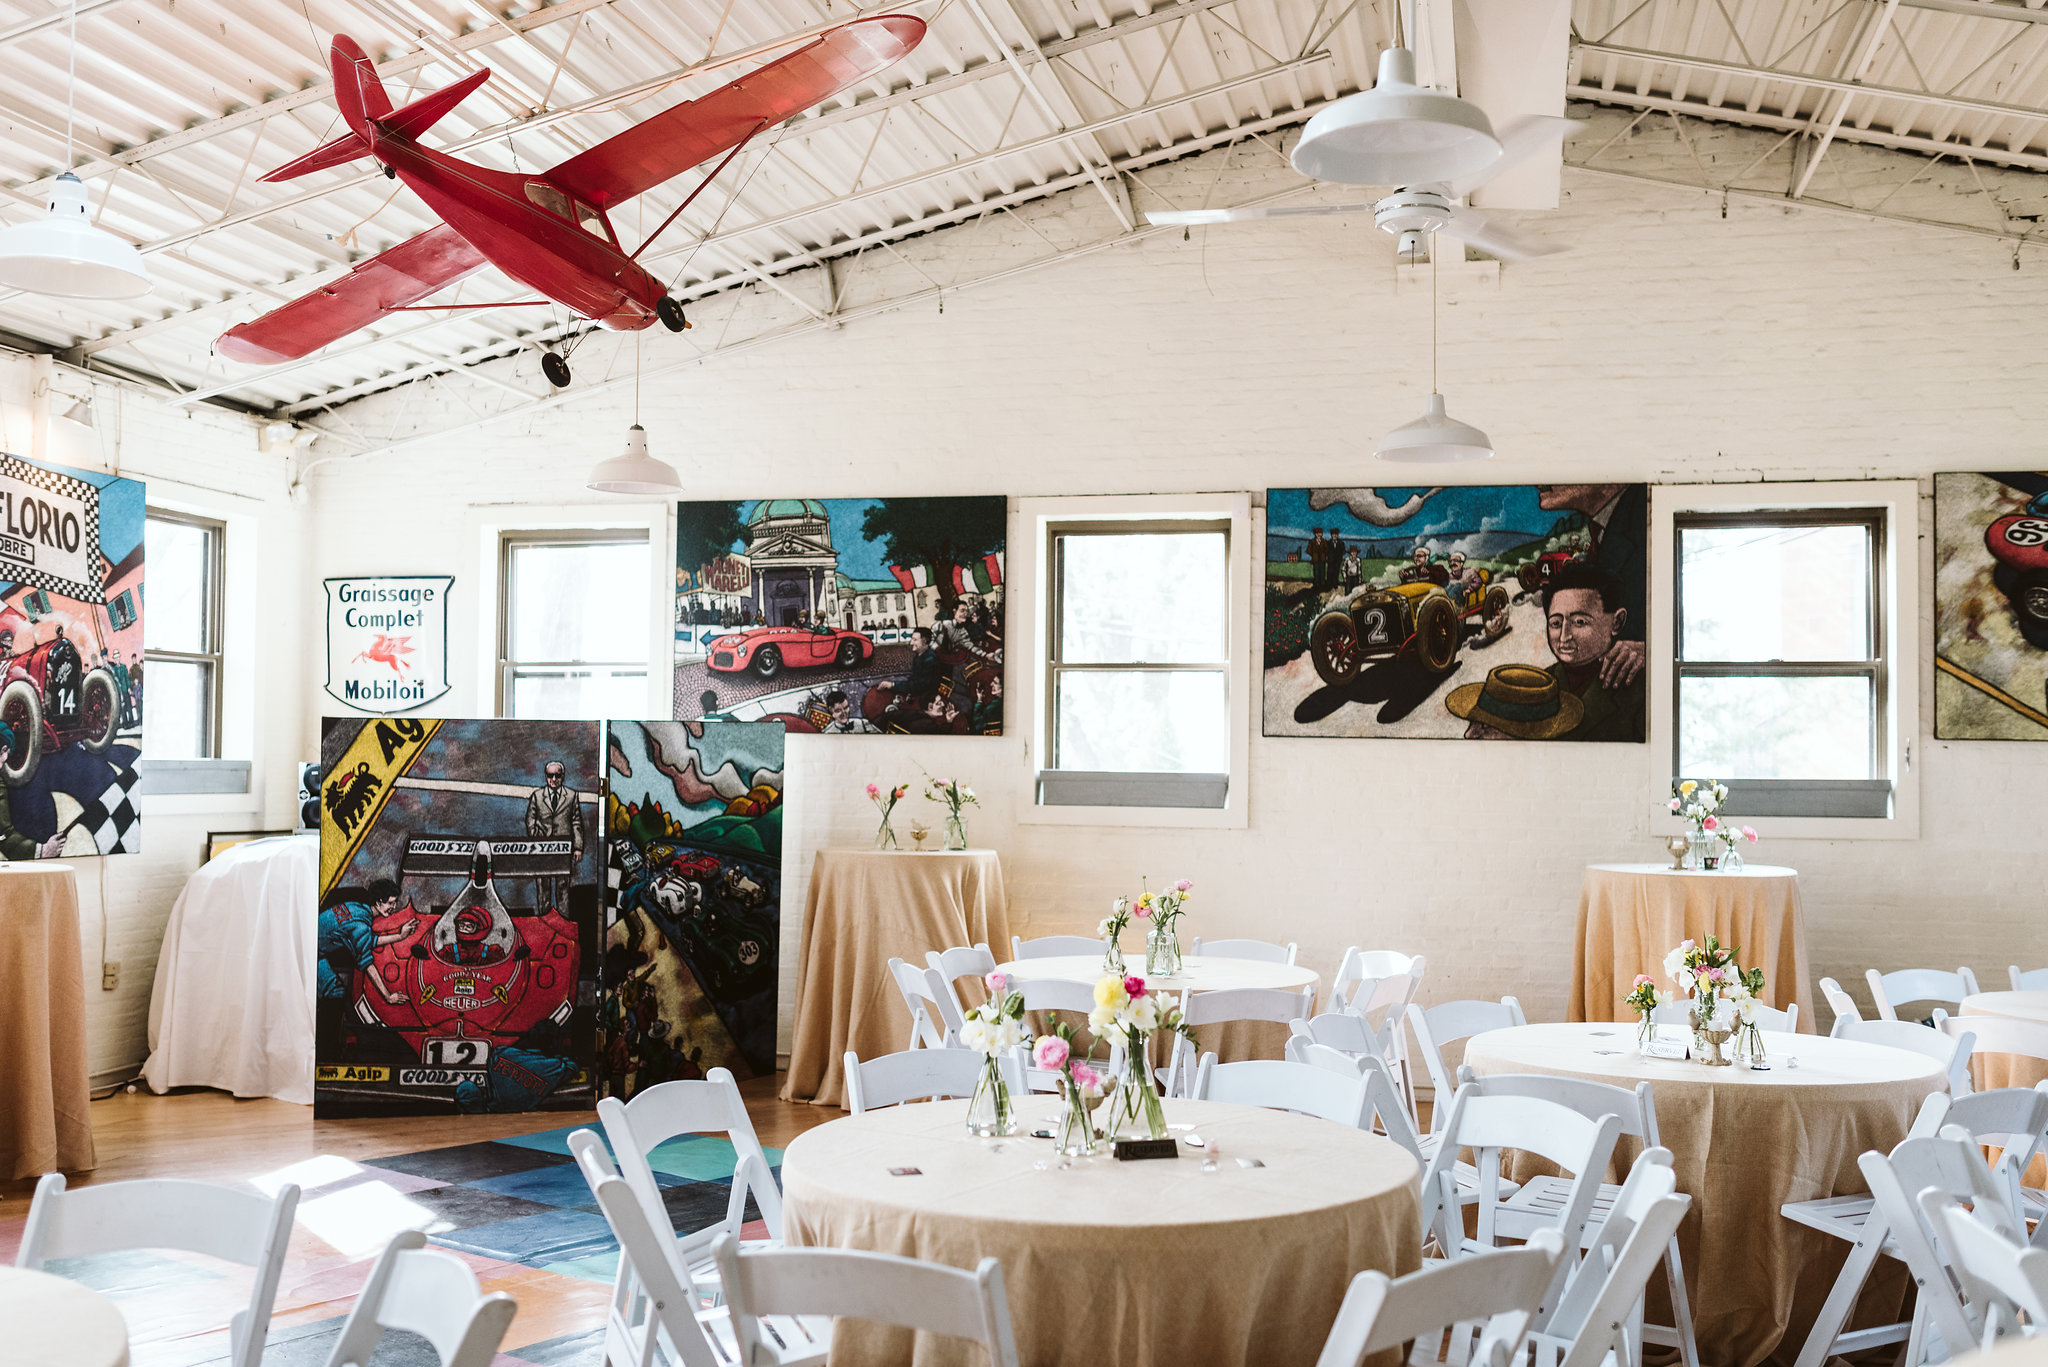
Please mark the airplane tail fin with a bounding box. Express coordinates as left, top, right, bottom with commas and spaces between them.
261, 36, 488, 182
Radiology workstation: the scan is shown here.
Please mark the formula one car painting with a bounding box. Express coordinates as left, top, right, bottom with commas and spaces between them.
1309, 573, 1512, 684
707, 624, 874, 680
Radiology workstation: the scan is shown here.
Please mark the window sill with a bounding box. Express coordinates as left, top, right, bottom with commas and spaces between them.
135, 759, 251, 796
1037, 771, 1228, 809
1649, 810, 1919, 842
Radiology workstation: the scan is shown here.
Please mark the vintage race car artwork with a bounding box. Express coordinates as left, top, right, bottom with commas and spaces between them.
317, 716, 601, 1116
707, 623, 874, 679
1266, 485, 1648, 741
602, 719, 784, 1099
1936, 472, 2048, 739
0, 632, 123, 783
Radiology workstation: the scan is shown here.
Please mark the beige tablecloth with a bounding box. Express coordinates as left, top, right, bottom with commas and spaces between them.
1465, 1023, 1943, 1367
0, 864, 94, 1179
996, 953, 1321, 1067
782, 849, 1011, 1107
1571, 863, 1812, 1029
0, 1266, 129, 1367
1961, 991, 2048, 1089
783, 1097, 1420, 1367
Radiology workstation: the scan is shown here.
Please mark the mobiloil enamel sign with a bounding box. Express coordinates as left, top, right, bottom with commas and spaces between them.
324, 576, 452, 713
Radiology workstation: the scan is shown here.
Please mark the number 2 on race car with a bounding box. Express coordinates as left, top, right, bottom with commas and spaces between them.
423, 1037, 491, 1067
1359, 608, 1391, 646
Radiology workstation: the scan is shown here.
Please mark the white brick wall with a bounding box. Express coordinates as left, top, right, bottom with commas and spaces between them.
291, 115, 2048, 1047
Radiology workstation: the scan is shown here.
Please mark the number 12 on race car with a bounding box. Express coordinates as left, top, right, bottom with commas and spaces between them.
423, 1037, 491, 1067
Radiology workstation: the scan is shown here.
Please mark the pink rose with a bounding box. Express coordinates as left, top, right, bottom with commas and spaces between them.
1632, 974, 1654, 988
985, 971, 1008, 993
1033, 1035, 1069, 1070
1134, 904, 1151, 918
1742, 826, 1758, 843
1174, 879, 1193, 893
1703, 965, 1726, 982
1124, 975, 1148, 999
1070, 1061, 1101, 1092
866, 783, 879, 798
1702, 815, 1719, 831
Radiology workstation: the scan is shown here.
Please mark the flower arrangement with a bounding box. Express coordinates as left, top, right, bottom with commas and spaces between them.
1668, 779, 1760, 870
1662, 935, 1770, 1065
959, 971, 1026, 1135
1032, 1022, 1109, 1155
1131, 877, 1194, 976
923, 771, 979, 850
1088, 972, 1193, 1140
866, 781, 908, 850
1099, 896, 1133, 975
1623, 973, 1664, 1050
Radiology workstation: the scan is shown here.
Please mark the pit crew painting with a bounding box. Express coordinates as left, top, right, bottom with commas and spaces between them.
1935, 472, 2048, 739
602, 719, 783, 1098
675, 497, 1004, 734
316, 716, 601, 1116
0, 454, 144, 857
1264, 485, 1648, 740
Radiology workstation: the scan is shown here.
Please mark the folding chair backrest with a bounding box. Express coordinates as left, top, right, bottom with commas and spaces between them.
1819, 976, 1862, 1027
567, 1129, 729, 1367
1315, 1230, 1566, 1367
1189, 937, 1297, 964
1421, 1086, 1622, 1267
713, 1234, 1021, 1367
1167, 987, 1313, 1094
1946, 1084, 2048, 1209
1833, 1016, 1974, 1093
18, 1173, 299, 1367
1861, 1125, 2026, 1354
889, 956, 953, 1048
1544, 1152, 1692, 1366
1944, 1015, 2048, 1067
322, 1231, 517, 1367
1287, 1041, 1426, 1162
1354, 949, 1422, 980
1867, 966, 1981, 1021
2012, 966, 2048, 993
1408, 997, 1527, 1132
596, 1068, 784, 1243
1293, 1011, 1387, 1061
1922, 1191, 2048, 1345
1020, 976, 1098, 1015
925, 944, 995, 1037
845, 1047, 987, 1113
1461, 1072, 1658, 1143
1010, 935, 1102, 960
1197, 1058, 1371, 1128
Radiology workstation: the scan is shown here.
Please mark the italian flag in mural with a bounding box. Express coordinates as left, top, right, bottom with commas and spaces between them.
892, 552, 1003, 595
888, 563, 929, 592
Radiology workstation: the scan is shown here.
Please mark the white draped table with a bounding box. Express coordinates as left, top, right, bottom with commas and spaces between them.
0, 1267, 129, 1367
782, 1097, 1419, 1367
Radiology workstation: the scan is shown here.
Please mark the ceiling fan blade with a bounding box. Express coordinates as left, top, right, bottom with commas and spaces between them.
1438, 207, 1567, 261
1144, 202, 1376, 226
1448, 115, 1580, 198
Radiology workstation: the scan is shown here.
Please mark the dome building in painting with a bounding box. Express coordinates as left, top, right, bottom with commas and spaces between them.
740, 499, 842, 628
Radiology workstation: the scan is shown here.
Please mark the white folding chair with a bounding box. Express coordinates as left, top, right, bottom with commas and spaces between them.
1009, 934, 1103, 960
1922, 1186, 2048, 1351
17, 1173, 299, 1367
320, 1230, 518, 1367
1866, 966, 1982, 1023
1833, 1015, 1976, 1094
569, 1129, 825, 1367
1524, 1152, 1692, 1367
925, 943, 997, 1037
1462, 1074, 1699, 1367
844, 1047, 989, 1114
1650, 999, 1796, 1034
2011, 966, 2048, 992
1407, 997, 1527, 1134
712, 1233, 1021, 1367
1191, 1056, 1371, 1128
1164, 986, 1315, 1097
1333, 951, 1428, 1116
1820, 976, 1863, 1028
1289, 1036, 1508, 1212
596, 1069, 787, 1302
1314, 1230, 1566, 1367
1942, 1014, 2048, 1098
888, 956, 954, 1049
1190, 936, 1298, 965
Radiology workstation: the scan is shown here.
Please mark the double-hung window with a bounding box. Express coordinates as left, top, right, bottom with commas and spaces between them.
498, 530, 651, 718
142, 509, 223, 758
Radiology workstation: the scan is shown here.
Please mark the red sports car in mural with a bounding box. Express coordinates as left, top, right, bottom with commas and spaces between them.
1987, 492, 2048, 627
708, 625, 874, 680
0, 633, 122, 785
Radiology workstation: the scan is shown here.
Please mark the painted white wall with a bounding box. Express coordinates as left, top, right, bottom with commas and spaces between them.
0, 352, 306, 1084
292, 115, 2048, 1053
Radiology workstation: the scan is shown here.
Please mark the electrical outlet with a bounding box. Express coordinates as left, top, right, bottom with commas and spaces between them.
101, 961, 119, 991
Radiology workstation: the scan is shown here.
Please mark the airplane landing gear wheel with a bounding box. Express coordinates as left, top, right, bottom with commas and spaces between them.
656, 296, 689, 332
541, 351, 572, 388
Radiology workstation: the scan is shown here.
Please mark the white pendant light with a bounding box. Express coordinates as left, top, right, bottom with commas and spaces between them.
588, 334, 681, 493
0, 3, 149, 299
57, 394, 93, 429
1292, 46, 1501, 187
1378, 236, 1493, 463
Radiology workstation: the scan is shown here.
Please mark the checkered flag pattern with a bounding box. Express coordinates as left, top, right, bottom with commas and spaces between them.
74, 765, 140, 854
0, 456, 103, 604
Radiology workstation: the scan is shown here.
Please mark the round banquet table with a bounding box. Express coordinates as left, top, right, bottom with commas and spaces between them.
0, 863, 94, 1179
781, 1096, 1421, 1367
783, 849, 1012, 1107
995, 953, 1322, 1065
1570, 863, 1812, 1031
1464, 1022, 1944, 1367
0, 1266, 129, 1367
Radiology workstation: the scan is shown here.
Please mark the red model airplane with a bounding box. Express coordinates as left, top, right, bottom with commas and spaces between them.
216, 16, 924, 385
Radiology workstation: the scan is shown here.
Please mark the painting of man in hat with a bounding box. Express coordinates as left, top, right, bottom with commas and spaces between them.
1448, 562, 1645, 741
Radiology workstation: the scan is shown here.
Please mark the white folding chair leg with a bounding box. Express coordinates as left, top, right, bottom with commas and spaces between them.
1789, 1206, 1906, 1367
1643, 1234, 1701, 1367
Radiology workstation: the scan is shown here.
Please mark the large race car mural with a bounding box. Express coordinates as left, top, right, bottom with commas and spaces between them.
318, 716, 600, 1116
602, 719, 783, 1098
707, 622, 873, 679
1936, 472, 2048, 739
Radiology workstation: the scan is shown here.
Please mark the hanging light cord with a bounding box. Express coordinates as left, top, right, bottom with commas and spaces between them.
634, 331, 641, 424
1431, 235, 1439, 394
65, 0, 78, 167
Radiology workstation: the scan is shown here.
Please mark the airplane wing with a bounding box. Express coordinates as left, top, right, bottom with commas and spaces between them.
217, 223, 488, 364
549, 14, 924, 211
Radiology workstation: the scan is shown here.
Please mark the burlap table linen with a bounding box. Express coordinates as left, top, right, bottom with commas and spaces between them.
0, 1266, 129, 1367
0, 864, 94, 1179
1465, 1023, 1943, 1367
783, 849, 1011, 1107
783, 1097, 1421, 1367
996, 953, 1322, 1067
1571, 863, 1812, 1029
1961, 991, 2048, 1090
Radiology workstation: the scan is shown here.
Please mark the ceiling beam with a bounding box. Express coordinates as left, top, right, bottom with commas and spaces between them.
0, 0, 130, 53
1894, 0, 2048, 25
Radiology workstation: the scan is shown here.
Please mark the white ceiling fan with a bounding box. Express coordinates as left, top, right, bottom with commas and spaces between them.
1145, 47, 1576, 262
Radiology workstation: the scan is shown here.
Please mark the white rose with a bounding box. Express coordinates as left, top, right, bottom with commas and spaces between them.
1737, 996, 1760, 1024
1088, 1006, 1116, 1032
1130, 997, 1161, 1032
958, 1018, 991, 1053
1727, 977, 1751, 1001
1675, 967, 1696, 993
1662, 947, 1686, 980
1097, 917, 1116, 937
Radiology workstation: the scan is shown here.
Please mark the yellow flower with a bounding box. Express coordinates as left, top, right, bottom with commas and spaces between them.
1679, 780, 1697, 796
1093, 976, 1128, 1010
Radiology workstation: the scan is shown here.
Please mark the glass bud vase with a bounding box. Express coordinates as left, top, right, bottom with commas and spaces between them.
1685, 831, 1711, 870
1635, 1014, 1656, 1054
944, 811, 968, 851
1055, 1076, 1100, 1156
965, 1053, 1018, 1136
874, 815, 898, 850
1724, 843, 1745, 874
1102, 936, 1125, 977
1110, 1038, 1169, 1140
1145, 926, 1182, 978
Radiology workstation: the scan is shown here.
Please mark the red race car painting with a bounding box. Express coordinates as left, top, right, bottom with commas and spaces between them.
216, 18, 924, 386
708, 624, 874, 680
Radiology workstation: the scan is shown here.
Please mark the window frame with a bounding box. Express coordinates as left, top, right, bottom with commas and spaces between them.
1015, 493, 1251, 829
1648, 481, 1920, 840
495, 527, 654, 719
143, 506, 225, 759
